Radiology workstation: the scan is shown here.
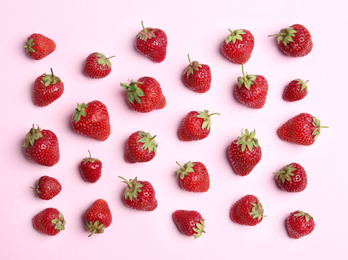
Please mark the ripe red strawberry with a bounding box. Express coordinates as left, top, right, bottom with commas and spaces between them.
228, 129, 262, 176
32, 68, 64, 107
221, 29, 254, 64
172, 210, 205, 238
274, 163, 308, 192
71, 100, 111, 141
82, 52, 115, 79
121, 76, 166, 113
124, 131, 157, 163
283, 79, 308, 102
286, 210, 315, 239
135, 21, 168, 63
83, 199, 112, 237
119, 176, 158, 211
269, 24, 313, 57
33, 208, 65, 236
178, 110, 219, 141
175, 161, 210, 192
277, 113, 328, 146
234, 65, 268, 109
230, 194, 264, 226
182, 54, 212, 93
23, 125, 60, 167
79, 150, 102, 183
32, 175, 62, 200
24, 33, 56, 60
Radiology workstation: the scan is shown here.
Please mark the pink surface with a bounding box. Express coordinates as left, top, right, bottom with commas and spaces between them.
1, 0, 346, 259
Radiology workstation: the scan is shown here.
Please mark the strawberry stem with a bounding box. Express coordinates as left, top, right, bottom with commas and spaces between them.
187, 54, 192, 66
141, 21, 147, 33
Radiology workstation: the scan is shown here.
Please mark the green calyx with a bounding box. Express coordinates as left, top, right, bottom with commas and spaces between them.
96, 53, 114, 68
184, 54, 202, 78
268, 26, 297, 46
136, 21, 156, 41
72, 103, 88, 123
236, 129, 259, 152
82, 150, 99, 164
193, 219, 205, 239
237, 64, 257, 90
138, 131, 157, 154
23, 124, 43, 147
296, 79, 309, 92
120, 81, 145, 105
249, 198, 264, 221
225, 29, 246, 44
196, 110, 220, 131
312, 117, 329, 140
175, 161, 195, 179
41, 68, 61, 87
274, 164, 297, 183
24, 38, 35, 54
118, 176, 143, 201
52, 212, 66, 231
294, 210, 313, 222
85, 220, 104, 237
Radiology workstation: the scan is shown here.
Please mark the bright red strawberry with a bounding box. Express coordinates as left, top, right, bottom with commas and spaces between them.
283, 79, 308, 102
24, 33, 56, 60
234, 65, 268, 109
32, 68, 64, 107
286, 210, 315, 239
71, 100, 111, 141
178, 110, 219, 141
173, 210, 205, 238
135, 21, 168, 63
79, 150, 102, 183
33, 208, 65, 236
175, 161, 210, 192
274, 163, 308, 192
230, 194, 264, 226
124, 131, 157, 163
82, 52, 115, 79
119, 176, 158, 211
32, 176, 62, 200
269, 24, 313, 57
23, 125, 60, 167
121, 76, 166, 113
182, 54, 211, 93
228, 129, 262, 176
83, 199, 112, 237
277, 113, 328, 146
221, 29, 254, 64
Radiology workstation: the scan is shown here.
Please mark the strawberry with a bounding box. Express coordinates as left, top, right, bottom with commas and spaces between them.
24, 33, 56, 60
178, 110, 219, 141
172, 210, 205, 238
277, 113, 328, 146
83, 199, 112, 237
135, 21, 168, 63
234, 65, 268, 109
230, 194, 264, 226
32, 68, 64, 107
79, 150, 102, 183
82, 52, 115, 79
286, 210, 315, 239
221, 29, 254, 64
124, 131, 157, 163
33, 208, 65, 236
23, 125, 60, 167
175, 161, 210, 192
71, 100, 111, 141
121, 76, 166, 113
283, 79, 308, 102
269, 24, 313, 57
228, 129, 262, 176
32, 175, 62, 200
119, 176, 158, 211
182, 54, 212, 93
274, 163, 308, 192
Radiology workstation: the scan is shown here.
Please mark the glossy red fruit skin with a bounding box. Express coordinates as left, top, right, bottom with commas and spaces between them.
283, 79, 308, 102
286, 211, 315, 239
32, 208, 65, 236
177, 162, 210, 192
83, 199, 112, 236
230, 194, 263, 226
172, 210, 205, 237
79, 157, 102, 183
25, 33, 56, 60
32, 73, 64, 107
274, 163, 308, 192
82, 52, 112, 79
182, 62, 212, 93
34, 176, 62, 200
124, 131, 157, 163
178, 111, 210, 141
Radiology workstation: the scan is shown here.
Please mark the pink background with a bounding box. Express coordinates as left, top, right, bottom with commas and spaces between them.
1, 0, 346, 259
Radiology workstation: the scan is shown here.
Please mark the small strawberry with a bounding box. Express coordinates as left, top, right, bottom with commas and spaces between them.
119, 176, 158, 211
121, 76, 166, 113
228, 129, 262, 176
175, 161, 210, 192
182, 54, 212, 93
32, 175, 62, 200
23, 125, 60, 167
32, 68, 64, 107
82, 52, 115, 79
33, 208, 65, 236
283, 79, 308, 102
79, 150, 102, 183
172, 210, 205, 238
221, 29, 254, 64
277, 113, 328, 146
24, 33, 56, 60
230, 194, 264, 226
274, 163, 308, 192
135, 21, 168, 63
286, 210, 315, 239
269, 24, 313, 57
71, 100, 111, 141
124, 131, 157, 163
83, 199, 112, 237
234, 65, 268, 109
178, 110, 220, 141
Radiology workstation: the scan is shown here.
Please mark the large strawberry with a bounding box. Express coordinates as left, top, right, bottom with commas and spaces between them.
24, 33, 56, 60
124, 131, 157, 163
32, 175, 62, 200
286, 210, 315, 239
230, 194, 264, 226
283, 79, 308, 102
83, 199, 112, 237
172, 210, 205, 238
79, 150, 102, 183
274, 163, 308, 192
23, 125, 60, 167
71, 100, 111, 141
33, 208, 65, 236
175, 161, 210, 192
82, 52, 115, 79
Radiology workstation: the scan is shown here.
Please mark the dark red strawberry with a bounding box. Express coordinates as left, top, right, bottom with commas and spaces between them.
230, 194, 264, 226
274, 163, 308, 192
124, 131, 157, 163
23, 125, 60, 167
283, 79, 308, 102
33, 208, 65, 236
79, 150, 102, 183
71, 100, 111, 141
32, 175, 62, 200
82, 52, 115, 79
83, 199, 112, 237
286, 210, 315, 239
173, 210, 205, 238
175, 161, 210, 192
24, 33, 56, 60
